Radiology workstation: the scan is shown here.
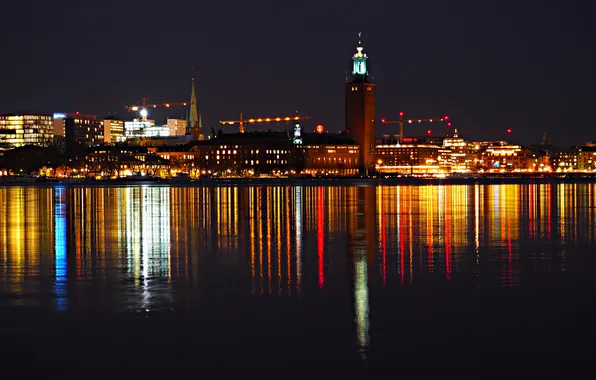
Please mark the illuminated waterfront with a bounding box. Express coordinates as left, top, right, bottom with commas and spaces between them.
0, 184, 595, 372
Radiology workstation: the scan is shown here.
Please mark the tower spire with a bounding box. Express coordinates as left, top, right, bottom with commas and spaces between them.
187, 74, 202, 139
350, 33, 368, 82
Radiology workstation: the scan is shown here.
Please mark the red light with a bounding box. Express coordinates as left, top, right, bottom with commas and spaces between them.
399, 112, 404, 117
316, 124, 324, 133
444, 116, 449, 120
447, 122, 452, 127
507, 128, 512, 133
76, 111, 79, 115
381, 118, 386, 123
427, 129, 432, 134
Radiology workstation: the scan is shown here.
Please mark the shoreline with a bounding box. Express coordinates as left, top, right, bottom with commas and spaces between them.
2, 174, 596, 187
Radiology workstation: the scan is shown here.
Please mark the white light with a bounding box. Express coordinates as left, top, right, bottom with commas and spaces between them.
140, 109, 148, 118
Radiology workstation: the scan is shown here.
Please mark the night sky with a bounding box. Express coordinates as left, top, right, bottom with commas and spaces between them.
2, 0, 594, 145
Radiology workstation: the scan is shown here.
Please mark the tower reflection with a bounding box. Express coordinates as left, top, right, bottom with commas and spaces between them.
348, 186, 375, 358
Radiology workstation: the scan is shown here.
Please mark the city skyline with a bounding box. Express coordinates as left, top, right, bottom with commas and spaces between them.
1, 1, 593, 146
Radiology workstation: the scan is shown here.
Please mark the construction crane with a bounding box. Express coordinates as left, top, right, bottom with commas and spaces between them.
381, 111, 451, 144
219, 112, 312, 133
124, 97, 188, 122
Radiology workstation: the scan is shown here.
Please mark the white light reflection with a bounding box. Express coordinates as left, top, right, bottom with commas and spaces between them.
123, 187, 171, 311
54, 187, 68, 311
295, 186, 302, 292
140, 187, 171, 310
354, 248, 369, 358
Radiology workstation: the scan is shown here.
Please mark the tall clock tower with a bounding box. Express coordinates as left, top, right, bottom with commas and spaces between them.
345, 33, 376, 176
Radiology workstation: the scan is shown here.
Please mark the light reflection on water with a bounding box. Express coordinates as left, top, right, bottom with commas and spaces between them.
1, 183, 596, 352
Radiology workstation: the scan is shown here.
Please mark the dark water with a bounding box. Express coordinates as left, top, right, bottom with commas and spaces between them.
0, 184, 595, 373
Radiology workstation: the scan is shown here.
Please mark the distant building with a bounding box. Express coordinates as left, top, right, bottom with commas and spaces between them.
53, 112, 67, 136
167, 118, 187, 136
147, 131, 360, 177
0, 114, 53, 150
578, 145, 596, 171
125, 119, 170, 139
86, 146, 170, 178
345, 34, 375, 175
64, 113, 103, 152
191, 132, 297, 176
138, 135, 193, 147
299, 133, 360, 176
482, 144, 529, 171
375, 144, 444, 175
553, 148, 578, 172
442, 130, 476, 172
102, 118, 125, 144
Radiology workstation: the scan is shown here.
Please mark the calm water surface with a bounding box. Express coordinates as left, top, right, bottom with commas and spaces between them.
1, 183, 595, 372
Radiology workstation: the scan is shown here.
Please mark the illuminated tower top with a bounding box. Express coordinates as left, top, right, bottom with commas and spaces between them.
350, 33, 369, 83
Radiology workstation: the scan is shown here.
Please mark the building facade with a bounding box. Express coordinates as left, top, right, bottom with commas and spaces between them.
0, 114, 53, 150
102, 118, 125, 144
481, 144, 529, 171
375, 144, 445, 175
53, 113, 67, 137
64, 114, 103, 152
125, 119, 169, 139
578, 145, 596, 171
299, 133, 360, 176
167, 118, 187, 136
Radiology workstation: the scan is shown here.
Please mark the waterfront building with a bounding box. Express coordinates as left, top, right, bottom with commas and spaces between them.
190, 132, 297, 176
552, 148, 579, 172
147, 131, 360, 178
442, 129, 475, 172
577, 144, 596, 171
375, 143, 444, 175
299, 133, 360, 176
345, 33, 376, 175
152, 132, 296, 177
0, 114, 53, 150
86, 146, 170, 178
481, 144, 529, 171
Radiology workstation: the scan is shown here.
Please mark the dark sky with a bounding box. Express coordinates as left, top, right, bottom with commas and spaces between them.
1, 0, 594, 145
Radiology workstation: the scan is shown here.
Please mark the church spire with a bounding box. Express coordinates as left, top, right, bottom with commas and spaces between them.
188, 75, 202, 139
